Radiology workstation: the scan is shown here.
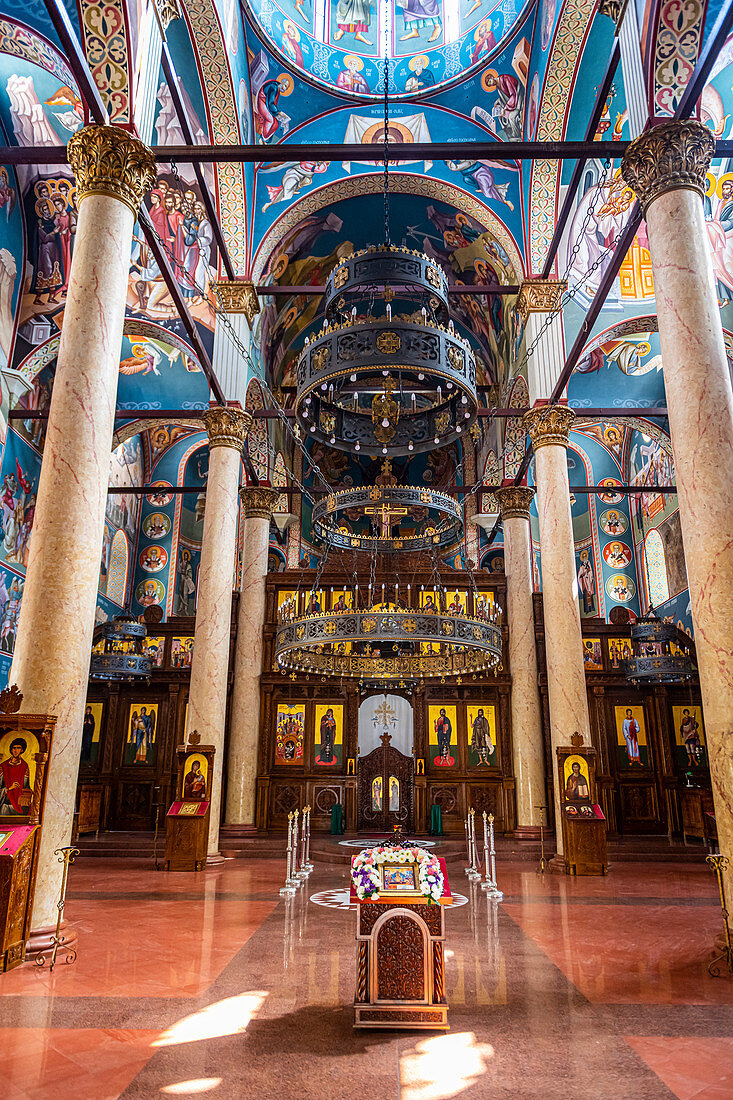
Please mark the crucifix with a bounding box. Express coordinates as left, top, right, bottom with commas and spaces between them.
373, 698, 397, 729
364, 500, 408, 538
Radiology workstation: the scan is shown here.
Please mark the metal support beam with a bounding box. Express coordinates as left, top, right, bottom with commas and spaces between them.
541, 41, 621, 278
160, 43, 235, 280
255, 283, 520, 296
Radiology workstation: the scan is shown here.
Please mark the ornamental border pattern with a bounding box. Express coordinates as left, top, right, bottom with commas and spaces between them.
78, 0, 131, 123
252, 173, 524, 283
529, 0, 596, 272
183, 0, 247, 273
651, 0, 704, 117
0, 18, 76, 87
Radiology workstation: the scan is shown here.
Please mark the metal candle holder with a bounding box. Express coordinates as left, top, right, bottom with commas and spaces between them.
280, 812, 297, 898
535, 804, 548, 875
706, 853, 733, 976
35, 846, 80, 971
467, 808, 481, 881
480, 812, 502, 899
304, 805, 314, 872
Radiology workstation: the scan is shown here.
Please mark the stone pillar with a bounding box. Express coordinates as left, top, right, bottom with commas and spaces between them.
495, 486, 545, 837
225, 486, 278, 827
10, 126, 155, 935
622, 120, 733, 881
185, 406, 251, 858
523, 406, 591, 854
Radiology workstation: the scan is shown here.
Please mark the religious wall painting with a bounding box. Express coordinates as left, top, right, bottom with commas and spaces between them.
614, 704, 649, 770
146, 482, 173, 507
600, 509, 628, 537
277, 589, 299, 615
143, 512, 171, 540
139, 544, 168, 573
142, 635, 165, 668
314, 703, 343, 767
602, 541, 632, 569
562, 754, 594, 817
174, 547, 199, 617
444, 589, 467, 615
605, 574, 636, 604
672, 705, 707, 770
371, 775, 382, 811
81, 701, 103, 765
330, 588, 353, 611
304, 588, 325, 615
576, 547, 597, 617
428, 704, 456, 767
607, 637, 632, 670
182, 752, 208, 800
474, 590, 495, 619
135, 577, 165, 610
582, 639, 603, 672
467, 704, 497, 767
106, 437, 142, 545
0, 567, 24, 656
419, 588, 441, 615
123, 703, 159, 766
171, 636, 194, 669
0, 728, 39, 815
597, 478, 623, 504
275, 703, 305, 764
0, 431, 40, 571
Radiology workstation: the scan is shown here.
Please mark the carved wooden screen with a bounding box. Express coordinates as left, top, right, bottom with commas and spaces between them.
357, 735, 414, 832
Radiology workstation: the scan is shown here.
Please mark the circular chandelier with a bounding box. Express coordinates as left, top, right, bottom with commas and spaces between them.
312, 484, 463, 554
275, 605, 502, 681
90, 616, 152, 682
625, 609, 693, 686
295, 244, 478, 457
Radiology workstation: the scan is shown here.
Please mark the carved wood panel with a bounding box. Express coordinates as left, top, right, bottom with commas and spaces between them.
376, 915, 425, 1001
357, 741, 414, 831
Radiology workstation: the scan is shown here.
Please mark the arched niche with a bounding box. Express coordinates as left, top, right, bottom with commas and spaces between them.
358, 693, 413, 757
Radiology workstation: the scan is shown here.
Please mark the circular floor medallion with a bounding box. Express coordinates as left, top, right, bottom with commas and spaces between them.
309, 887, 468, 910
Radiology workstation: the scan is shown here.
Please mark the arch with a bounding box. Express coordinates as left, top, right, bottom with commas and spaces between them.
644, 528, 670, 607
106, 529, 129, 607
252, 172, 524, 283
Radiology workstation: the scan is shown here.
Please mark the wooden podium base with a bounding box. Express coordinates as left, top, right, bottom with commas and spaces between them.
355, 1004, 449, 1029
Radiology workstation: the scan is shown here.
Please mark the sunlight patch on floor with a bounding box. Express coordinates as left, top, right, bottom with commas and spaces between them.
152, 992, 268, 1047
160, 1079, 223, 1095
400, 1031, 494, 1100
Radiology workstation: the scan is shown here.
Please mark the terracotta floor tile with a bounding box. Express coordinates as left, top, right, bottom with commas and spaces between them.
626, 1037, 733, 1099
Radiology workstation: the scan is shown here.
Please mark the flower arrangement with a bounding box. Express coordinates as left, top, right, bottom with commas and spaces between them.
351, 845, 444, 903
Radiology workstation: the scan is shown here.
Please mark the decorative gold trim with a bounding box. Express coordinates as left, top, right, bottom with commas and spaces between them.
523, 405, 575, 449
155, 0, 182, 30
215, 281, 261, 327
67, 125, 156, 216
516, 279, 567, 324
597, 0, 628, 27
240, 486, 280, 519
621, 120, 715, 214
202, 406, 252, 450
495, 486, 536, 520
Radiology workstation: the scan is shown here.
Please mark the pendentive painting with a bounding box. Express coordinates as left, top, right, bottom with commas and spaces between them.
0, 728, 39, 815
275, 703, 305, 764
123, 703, 159, 766
428, 704, 457, 767
81, 701, 104, 765
614, 705, 649, 769
314, 703, 343, 767
672, 705, 707, 769
467, 705, 497, 767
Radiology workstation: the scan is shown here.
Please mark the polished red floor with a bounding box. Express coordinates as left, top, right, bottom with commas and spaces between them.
1, 851, 732, 1098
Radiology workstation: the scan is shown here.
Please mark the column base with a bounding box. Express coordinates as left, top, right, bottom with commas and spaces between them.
220, 824, 258, 837
206, 852, 227, 866
513, 826, 545, 841
547, 854, 567, 874
25, 923, 79, 963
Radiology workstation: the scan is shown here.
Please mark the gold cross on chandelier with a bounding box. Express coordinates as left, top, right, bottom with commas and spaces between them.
364, 501, 408, 537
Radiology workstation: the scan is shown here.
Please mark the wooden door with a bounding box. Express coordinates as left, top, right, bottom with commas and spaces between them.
357, 732, 414, 832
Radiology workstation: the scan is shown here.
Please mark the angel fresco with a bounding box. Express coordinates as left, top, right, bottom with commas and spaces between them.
261, 161, 329, 211
447, 158, 517, 210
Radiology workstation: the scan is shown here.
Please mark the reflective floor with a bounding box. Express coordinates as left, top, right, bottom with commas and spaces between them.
2, 854, 733, 1098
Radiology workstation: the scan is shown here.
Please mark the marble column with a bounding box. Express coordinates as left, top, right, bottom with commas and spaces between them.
185, 407, 251, 858
523, 406, 592, 854
622, 120, 733, 880
495, 486, 545, 837
225, 486, 279, 827
9, 126, 156, 935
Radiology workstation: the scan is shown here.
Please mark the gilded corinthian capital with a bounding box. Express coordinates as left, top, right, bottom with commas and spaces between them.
523, 405, 574, 449
215, 281, 261, 328
67, 125, 156, 216
621, 120, 715, 214
202, 407, 252, 450
240, 486, 280, 520
495, 485, 536, 521
516, 279, 566, 324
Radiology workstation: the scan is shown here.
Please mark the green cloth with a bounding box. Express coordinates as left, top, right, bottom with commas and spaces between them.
330, 803, 344, 835
429, 805, 443, 836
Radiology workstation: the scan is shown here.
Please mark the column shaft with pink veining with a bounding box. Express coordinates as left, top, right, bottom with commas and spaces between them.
186, 408, 251, 856
623, 121, 733, 880
10, 126, 156, 930
495, 486, 545, 835
225, 487, 278, 825
524, 406, 591, 854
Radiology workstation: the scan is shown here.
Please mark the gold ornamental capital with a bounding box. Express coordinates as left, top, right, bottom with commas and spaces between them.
597, 0, 628, 26
495, 485, 536, 520
67, 125, 156, 216
202, 406, 252, 451
523, 405, 575, 449
621, 120, 715, 214
240, 486, 280, 520
516, 279, 567, 324
154, 0, 182, 30
215, 281, 261, 327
